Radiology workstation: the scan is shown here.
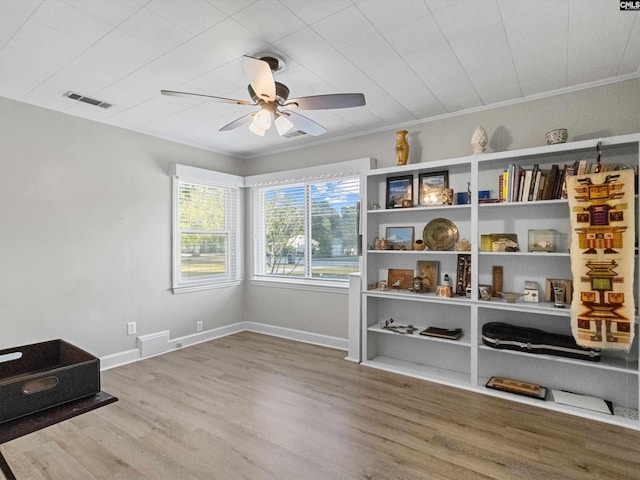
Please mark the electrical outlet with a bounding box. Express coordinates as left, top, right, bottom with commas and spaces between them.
127, 322, 136, 335
196, 321, 203, 332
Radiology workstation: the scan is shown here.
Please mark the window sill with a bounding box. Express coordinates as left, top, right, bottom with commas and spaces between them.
250, 277, 349, 294
172, 280, 242, 294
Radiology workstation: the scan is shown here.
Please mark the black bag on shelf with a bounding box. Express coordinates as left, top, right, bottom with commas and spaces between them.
482, 322, 601, 362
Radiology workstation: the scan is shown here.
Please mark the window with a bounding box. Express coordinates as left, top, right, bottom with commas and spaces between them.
249, 158, 372, 288
171, 164, 242, 293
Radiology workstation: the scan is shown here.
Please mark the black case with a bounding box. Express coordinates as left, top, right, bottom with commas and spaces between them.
482, 322, 601, 362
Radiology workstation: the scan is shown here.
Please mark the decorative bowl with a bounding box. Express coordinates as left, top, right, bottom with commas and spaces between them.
545, 128, 568, 145
500, 292, 524, 303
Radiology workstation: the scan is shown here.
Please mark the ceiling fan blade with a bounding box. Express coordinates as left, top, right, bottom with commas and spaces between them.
284, 93, 365, 110
283, 111, 327, 136
219, 112, 255, 131
161, 90, 253, 105
242, 56, 276, 102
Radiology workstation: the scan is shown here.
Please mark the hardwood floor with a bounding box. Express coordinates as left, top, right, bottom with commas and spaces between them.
3, 332, 640, 479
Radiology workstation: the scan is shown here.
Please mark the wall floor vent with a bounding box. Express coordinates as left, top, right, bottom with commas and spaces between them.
283, 130, 307, 138
137, 331, 170, 358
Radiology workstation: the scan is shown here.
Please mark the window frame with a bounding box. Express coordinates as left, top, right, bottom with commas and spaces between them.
247, 158, 373, 292
171, 164, 243, 294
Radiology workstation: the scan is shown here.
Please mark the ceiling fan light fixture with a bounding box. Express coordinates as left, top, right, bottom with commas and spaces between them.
163, 55, 365, 139
252, 108, 272, 130
249, 122, 266, 136
275, 114, 294, 136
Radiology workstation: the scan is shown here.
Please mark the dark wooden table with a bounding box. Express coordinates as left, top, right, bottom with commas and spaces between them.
0, 391, 118, 480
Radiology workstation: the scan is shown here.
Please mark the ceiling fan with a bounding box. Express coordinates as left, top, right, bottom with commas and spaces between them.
161, 55, 366, 137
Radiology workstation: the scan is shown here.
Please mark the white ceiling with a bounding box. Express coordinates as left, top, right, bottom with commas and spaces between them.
1, 0, 638, 159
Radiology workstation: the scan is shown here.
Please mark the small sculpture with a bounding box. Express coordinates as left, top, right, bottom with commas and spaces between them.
456, 238, 471, 251
471, 126, 488, 154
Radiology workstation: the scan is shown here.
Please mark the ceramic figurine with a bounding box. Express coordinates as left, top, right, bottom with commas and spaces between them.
471, 126, 488, 153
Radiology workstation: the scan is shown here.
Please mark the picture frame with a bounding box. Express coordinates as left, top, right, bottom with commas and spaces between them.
385, 226, 414, 250
416, 260, 439, 293
456, 254, 471, 296
387, 269, 414, 290
386, 175, 413, 208
419, 170, 449, 206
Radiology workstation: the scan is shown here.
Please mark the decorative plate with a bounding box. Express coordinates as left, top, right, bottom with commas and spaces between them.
423, 218, 459, 251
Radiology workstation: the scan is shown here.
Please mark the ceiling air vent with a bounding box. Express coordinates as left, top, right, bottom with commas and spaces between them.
282, 130, 307, 138
63, 91, 113, 109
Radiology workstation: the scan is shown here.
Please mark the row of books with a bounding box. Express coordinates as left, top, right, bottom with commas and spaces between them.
498, 160, 634, 203
498, 162, 575, 203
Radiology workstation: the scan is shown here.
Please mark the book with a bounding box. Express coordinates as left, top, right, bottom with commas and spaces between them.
577, 159, 588, 175
486, 376, 547, 400
513, 165, 524, 202
551, 390, 613, 415
419, 327, 463, 340
542, 165, 558, 200
535, 171, 547, 200
558, 166, 568, 199
528, 164, 540, 201
559, 160, 579, 199
552, 165, 565, 199
520, 169, 532, 202
529, 169, 542, 202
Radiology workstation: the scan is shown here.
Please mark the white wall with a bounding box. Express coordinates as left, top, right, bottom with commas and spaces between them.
0, 96, 246, 358
243, 78, 640, 340
246, 79, 640, 175
2, 78, 639, 358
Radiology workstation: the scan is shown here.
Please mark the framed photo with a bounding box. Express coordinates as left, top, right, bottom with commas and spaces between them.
386, 175, 413, 208
387, 269, 414, 290
456, 254, 471, 296
385, 226, 414, 250
419, 170, 449, 206
416, 260, 439, 293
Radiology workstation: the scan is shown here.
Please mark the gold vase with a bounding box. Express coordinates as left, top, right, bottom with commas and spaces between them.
395, 130, 409, 165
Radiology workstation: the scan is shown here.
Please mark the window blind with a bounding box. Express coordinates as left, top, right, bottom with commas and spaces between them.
171, 164, 241, 293
253, 176, 360, 282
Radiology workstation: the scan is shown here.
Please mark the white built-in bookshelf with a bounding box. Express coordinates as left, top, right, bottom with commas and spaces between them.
359, 133, 640, 430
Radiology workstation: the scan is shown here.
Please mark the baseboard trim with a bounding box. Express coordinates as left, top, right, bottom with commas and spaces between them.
169, 322, 246, 351
101, 348, 142, 371
244, 322, 348, 351
100, 322, 346, 371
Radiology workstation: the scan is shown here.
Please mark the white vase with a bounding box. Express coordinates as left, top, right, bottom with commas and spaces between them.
471, 126, 488, 154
